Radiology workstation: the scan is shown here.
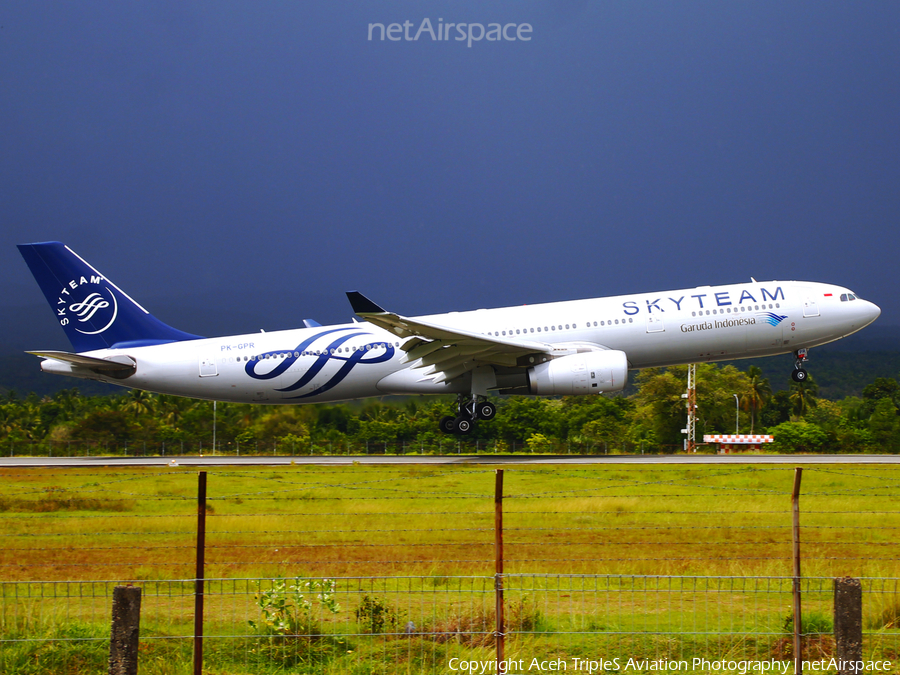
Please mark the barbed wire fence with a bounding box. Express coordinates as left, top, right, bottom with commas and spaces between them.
1, 465, 900, 673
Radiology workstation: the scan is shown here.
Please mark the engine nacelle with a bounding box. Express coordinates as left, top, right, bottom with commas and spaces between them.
527, 350, 628, 396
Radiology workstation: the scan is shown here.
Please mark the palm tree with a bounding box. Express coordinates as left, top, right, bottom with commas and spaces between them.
121, 389, 155, 417
789, 376, 819, 419
745, 366, 772, 433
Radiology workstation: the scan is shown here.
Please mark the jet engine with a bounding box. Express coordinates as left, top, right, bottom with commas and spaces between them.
527, 350, 628, 396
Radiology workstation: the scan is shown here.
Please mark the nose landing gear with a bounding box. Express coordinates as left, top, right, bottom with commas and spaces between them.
439, 394, 497, 435
791, 348, 809, 382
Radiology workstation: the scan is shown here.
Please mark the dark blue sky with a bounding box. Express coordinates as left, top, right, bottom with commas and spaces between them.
3, 2, 898, 350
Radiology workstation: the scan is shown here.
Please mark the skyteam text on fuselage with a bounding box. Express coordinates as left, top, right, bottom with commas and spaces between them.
18, 242, 881, 435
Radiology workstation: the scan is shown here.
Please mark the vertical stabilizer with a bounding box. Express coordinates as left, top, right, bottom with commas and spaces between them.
18, 242, 201, 352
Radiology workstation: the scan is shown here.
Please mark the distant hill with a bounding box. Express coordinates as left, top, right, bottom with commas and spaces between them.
722, 324, 900, 398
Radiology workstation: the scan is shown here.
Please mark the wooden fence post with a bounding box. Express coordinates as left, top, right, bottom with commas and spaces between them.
791, 467, 803, 675
194, 471, 207, 675
834, 577, 863, 675
109, 585, 141, 675
495, 469, 505, 665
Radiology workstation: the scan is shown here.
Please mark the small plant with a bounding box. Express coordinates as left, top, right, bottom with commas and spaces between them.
771, 612, 834, 660
356, 595, 402, 634
781, 610, 833, 636
249, 577, 341, 639
247, 577, 343, 666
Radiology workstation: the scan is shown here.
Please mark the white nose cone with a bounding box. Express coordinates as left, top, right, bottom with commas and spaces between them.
846, 299, 881, 335
862, 300, 881, 326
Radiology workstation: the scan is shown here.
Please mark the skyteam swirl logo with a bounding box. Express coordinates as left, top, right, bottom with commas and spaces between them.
757, 312, 787, 327
57, 278, 119, 335
70, 293, 110, 322
246, 328, 395, 399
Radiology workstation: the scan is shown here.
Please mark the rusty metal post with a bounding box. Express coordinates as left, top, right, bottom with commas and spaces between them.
495, 469, 505, 665
109, 585, 141, 675
792, 467, 803, 675
194, 471, 207, 675
834, 577, 863, 675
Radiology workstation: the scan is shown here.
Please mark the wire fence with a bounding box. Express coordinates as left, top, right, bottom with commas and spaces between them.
2, 465, 900, 673
3, 576, 900, 673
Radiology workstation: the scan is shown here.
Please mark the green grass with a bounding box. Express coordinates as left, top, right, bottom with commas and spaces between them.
3, 464, 900, 672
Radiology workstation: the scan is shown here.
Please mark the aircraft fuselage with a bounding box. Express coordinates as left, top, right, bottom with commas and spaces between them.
42, 279, 879, 403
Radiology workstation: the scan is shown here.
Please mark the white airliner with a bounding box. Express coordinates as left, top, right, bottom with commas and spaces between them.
18, 242, 881, 434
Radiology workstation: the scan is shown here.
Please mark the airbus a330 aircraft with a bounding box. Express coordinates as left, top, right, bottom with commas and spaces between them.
18, 242, 881, 434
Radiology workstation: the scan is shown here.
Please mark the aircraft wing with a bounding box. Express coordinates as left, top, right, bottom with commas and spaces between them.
347, 291, 558, 383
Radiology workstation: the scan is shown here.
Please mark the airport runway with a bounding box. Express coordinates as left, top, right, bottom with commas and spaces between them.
1, 454, 899, 467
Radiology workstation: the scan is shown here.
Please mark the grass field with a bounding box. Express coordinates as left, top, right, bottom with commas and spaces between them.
2, 462, 900, 673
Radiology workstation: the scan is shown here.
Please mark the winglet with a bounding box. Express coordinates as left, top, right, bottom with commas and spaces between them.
346, 291, 387, 315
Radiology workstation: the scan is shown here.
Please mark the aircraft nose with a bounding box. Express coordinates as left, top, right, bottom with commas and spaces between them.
863, 299, 881, 325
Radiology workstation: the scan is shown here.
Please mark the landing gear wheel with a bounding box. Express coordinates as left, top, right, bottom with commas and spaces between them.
454, 416, 473, 434
439, 416, 457, 434
792, 368, 808, 383
476, 401, 496, 421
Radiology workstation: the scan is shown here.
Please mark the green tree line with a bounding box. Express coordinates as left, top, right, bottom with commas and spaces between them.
1, 363, 899, 455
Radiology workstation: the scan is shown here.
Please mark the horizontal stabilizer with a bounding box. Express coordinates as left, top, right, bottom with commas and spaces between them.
28, 350, 136, 378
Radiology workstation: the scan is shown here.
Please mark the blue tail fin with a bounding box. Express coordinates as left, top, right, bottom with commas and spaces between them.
18, 242, 202, 352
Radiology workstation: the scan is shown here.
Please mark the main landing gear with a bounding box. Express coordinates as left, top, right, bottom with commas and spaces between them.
791, 348, 810, 382
439, 394, 497, 435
